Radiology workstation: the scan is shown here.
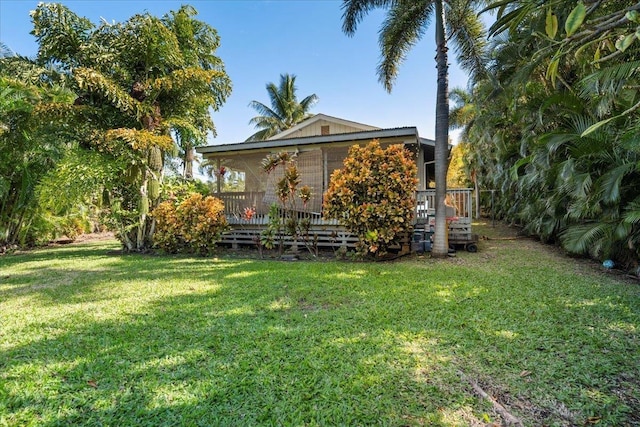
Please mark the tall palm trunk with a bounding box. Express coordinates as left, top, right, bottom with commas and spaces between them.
433, 0, 450, 257
183, 146, 195, 179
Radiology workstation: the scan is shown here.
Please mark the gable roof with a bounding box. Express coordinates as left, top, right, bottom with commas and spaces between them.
197, 127, 431, 156
267, 113, 379, 140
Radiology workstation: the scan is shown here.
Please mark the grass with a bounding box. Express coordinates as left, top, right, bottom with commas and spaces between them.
0, 222, 638, 426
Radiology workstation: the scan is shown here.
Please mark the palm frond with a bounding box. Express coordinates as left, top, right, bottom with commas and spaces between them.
0, 42, 14, 58
596, 162, 636, 204
248, 101, 281, 121
246, 127, 276, 142
246, 73, 317, 140
560, 222, 611, 255
579, 61, 640, 98
73, 67, 141, 116
540, 132, 578, 157
447, 2, 488, 84
299, 93, 319, 111
341, 0, 395, 35
623, 198, 640, 225
377, 0, 432, 92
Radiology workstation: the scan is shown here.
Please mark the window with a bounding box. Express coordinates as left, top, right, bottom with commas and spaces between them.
321, 125, 330, 135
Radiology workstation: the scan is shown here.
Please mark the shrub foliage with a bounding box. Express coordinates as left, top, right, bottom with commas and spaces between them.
260, 152, 317, 256
153, 193, 228, 255
323, 141, 418, 255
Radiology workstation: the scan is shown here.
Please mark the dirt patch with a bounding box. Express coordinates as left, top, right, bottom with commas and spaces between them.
53, 232, 115, 245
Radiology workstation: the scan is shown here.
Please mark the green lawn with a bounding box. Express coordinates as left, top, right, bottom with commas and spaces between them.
0, 223, 638, 426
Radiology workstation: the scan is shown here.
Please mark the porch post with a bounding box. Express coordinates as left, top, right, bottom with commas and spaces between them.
323, 150, 328, 190
216, 158, 222, 194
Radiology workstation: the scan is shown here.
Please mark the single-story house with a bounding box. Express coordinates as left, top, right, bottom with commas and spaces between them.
196, 113, 471, 249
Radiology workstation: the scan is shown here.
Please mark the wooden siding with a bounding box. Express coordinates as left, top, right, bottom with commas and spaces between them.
277, 119, 371, 139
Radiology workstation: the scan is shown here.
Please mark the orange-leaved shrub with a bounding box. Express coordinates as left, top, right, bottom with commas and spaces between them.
153, 193, 228, 255
323, 140, 417, 255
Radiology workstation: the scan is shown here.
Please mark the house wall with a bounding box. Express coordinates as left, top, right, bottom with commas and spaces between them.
417, 145, 426, 191
277, 120, 369, 139
208, 137, 421, 217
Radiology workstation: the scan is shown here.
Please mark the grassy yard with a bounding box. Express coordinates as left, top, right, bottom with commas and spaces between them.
0, 223, 638, 426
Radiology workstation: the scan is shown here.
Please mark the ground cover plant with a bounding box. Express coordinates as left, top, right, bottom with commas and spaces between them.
0, 223, 638, 426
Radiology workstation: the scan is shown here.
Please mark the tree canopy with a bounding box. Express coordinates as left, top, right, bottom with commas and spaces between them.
6, 3, 232, 251
246, 73, 318, 141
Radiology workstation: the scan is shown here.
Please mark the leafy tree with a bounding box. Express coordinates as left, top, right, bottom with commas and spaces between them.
29, 3, 231, 251
0, 65, 76, 245
161, 5, 230, 179
246, 73, 318, 141
461, 0, 640, 267
446, 143, 469, 188
341, 0, 488, 257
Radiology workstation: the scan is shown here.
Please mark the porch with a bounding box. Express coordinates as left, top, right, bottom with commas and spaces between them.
215, 188, 473, 250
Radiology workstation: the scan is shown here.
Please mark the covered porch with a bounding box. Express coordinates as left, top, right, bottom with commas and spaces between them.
214, 188, 473, 250
195, 124, 465, 251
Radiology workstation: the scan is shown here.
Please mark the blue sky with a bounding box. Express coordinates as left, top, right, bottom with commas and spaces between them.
0, 0, 470, 144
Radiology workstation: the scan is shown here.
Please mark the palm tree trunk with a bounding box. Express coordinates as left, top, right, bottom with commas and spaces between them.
183, 146, 194, 179
432, 0, 450, 257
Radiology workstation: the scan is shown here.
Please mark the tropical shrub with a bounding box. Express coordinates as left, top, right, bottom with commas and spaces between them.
153, 193, 227, 255
459, 1, 640, 269
260, 152, 318, 256
323, 141, 418, 256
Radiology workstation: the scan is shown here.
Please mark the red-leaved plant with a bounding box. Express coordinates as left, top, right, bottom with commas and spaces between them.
323, 140, 417, 256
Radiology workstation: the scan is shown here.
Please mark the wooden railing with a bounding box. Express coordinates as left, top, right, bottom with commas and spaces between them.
215, 188, 473, 226
214, 192, 336, 226
415, 188, 473, 223
215, 191, 266, 217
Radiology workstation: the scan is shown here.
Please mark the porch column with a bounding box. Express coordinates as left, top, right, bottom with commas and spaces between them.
216, 158, 221, 194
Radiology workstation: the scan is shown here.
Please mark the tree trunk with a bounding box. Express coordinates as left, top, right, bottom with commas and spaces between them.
183, 146, 194, 179
432, 0, 450, 257
122, 97, 161, 253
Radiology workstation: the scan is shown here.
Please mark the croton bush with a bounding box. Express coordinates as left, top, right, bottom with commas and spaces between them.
323, 140, 418, 255
153, 193, 228, 255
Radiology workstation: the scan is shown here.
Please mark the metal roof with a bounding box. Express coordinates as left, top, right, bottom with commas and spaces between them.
197, 127, 434, 155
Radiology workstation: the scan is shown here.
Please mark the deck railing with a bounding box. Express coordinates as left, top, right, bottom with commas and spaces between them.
415, 188, 473, 223
215, 188, 473, 226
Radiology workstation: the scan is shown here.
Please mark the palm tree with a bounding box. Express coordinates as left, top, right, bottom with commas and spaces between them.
342, 0, 488, 257
30, 3, 231, 252
246, 73, 318, 141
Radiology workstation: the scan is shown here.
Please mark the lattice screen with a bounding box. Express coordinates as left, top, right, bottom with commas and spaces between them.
226, 154, 268, 192
325, 146, 350, 182
263, 150, 323, 213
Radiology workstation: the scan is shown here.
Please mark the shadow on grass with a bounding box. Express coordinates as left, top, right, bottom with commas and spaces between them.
1, 240, 639, 425
1, 284, 459, 425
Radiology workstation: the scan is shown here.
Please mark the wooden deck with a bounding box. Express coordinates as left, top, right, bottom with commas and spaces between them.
219, 224, 358, 250
215, 188, 474, 251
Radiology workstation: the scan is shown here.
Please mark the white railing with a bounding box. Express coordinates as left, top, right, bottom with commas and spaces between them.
415, 188, 473, 223
215, 188, 473, 226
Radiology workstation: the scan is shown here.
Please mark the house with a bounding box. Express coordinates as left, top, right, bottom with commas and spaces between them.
196, 113, 471, 249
